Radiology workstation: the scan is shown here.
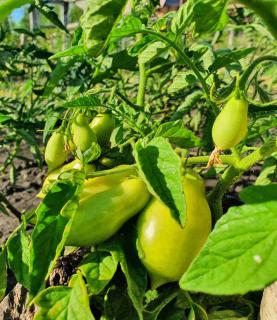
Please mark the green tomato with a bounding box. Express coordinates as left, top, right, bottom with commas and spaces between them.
212, 95, 248, 150
45, 131, 69, 172
72, 114, 97, 152
66, 165, 150, 247
99, 157, 115, 168
90, 113, 115, 146
137, 170, 211, 289
37, 159, 95, 199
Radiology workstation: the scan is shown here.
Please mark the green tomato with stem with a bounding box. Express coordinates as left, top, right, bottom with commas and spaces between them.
212, 95, 248, 150
137, 170, 211, 289
90, 113, 115, 146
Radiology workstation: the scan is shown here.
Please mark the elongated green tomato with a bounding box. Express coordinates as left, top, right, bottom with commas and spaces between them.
65, 167, 150, 247
45, 131, 69, 172
90, 113, 115, 145
137, 170, 211, 289
72, 114, 97, 151
37, 159, 95, 199
212, 95, 248, 150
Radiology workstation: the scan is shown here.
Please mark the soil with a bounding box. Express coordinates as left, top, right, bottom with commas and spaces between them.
0, 144, 47, 245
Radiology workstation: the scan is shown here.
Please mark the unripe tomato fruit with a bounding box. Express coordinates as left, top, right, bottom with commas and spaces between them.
45, 131, 69, 172
66, 166, 150, 247
72, 114, 97, 151
90, 113, 115, 146
212, 95, 248, 150
99, 157, 115, 168
37, 159, 95, 199
137, 170, 211, 289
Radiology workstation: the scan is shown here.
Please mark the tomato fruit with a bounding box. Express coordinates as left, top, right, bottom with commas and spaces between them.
72, 114, 97, 151
137, 170, 211, 289
37, 159, 95, 199
45, 131, 69, 172
212, 95, 248, 150
99, 157, 115, 168
90, 113, 115, 146
65, 166, 150, 247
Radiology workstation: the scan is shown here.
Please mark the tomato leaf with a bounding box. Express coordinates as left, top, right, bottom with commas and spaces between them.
102, 286, 139, 320
49, 45, 87, 60
59, 95, 101, 110
134, 137, 186, 225
100, 224, 147, 320
239, 184, 277, 204
43, 58, 78, 96
0, 247, 7, 301
34, 272, 95, 320
171, 0, 228, 36
29, 180, 79, 298
255, 155, 277, 185
208, 48, 255, 73
78, 251, 118, 295
110, 16, 143, 43
155, 120, 201, 148
0, 113, 12, 123
7, 222, 31, 290
81, 0, 128, 57
143, 285, 179, 320
138, 41, 167, 65
168, 71, 198, 93
180, 201, 277, 295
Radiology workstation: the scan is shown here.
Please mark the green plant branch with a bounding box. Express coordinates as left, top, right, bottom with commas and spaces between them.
0, 192, 21, 221
136, 58, 148, 108
142, 30, 210, 98
208, 138, 277, 222
239, 55, 277, 93
186, 155, 237, 167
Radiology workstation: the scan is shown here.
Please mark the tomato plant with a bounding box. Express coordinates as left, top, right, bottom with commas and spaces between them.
0, 0, 276, 319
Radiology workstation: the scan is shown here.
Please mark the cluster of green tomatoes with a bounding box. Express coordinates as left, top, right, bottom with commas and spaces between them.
39, 90, 248, 288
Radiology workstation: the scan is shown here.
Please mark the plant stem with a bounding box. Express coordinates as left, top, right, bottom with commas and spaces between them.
208, 138, 277, 222
136, 35, 148, 108
186, 155, 237, 167
0, 192, 21, 221
239, 55, 277, 93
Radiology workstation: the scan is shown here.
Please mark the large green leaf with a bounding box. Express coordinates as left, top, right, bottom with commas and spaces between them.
78, 251, 118, 295
81, 0, 128, 57
29, 178, 80, 298
171, 0, 228, 36
34, 272, 95, 320
180, 201, 277, 295
100, 224, 147, 320
7, 222, 30, 290
134, 137, 186, 225
154, 120, 201, 148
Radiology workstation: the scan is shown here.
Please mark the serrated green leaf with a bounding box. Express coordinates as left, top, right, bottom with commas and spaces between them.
34, 272, 94, 320
29, 181, 79, 298
155, 120, 201, 148
138, 41, 167, 65
79, 251, 118, 295
180, 201, 277, 295
59, 95, 101, 110
239, 184, 277, 204
81, 0, 128, 57
100, 224, 147, 320
7, 222, 30, 289
134, 137, 186, 225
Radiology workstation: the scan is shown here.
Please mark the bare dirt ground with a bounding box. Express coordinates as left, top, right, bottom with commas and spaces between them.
0, 145, 47, 245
